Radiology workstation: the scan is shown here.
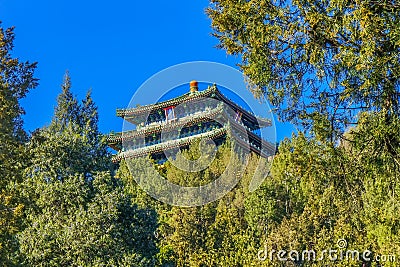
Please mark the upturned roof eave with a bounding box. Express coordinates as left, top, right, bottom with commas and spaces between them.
107, 104, 225, 144
107, 105, 272, 146
116, 85, 218, 119
115, 85, 271, 127
112, 127, 227, 162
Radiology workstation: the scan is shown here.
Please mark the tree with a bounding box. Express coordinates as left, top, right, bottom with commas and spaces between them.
120, 139, 279, 266
19, 172, 158, 266
350, 112, 400, 267
18, 74, 157, 266
207, 4, 400, 264
0, 23, 38, 265
53, 71, 80, 130
207, 0, 400, 141
26, 72, 112, 182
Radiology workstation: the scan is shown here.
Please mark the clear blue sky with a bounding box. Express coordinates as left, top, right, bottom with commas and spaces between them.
0, 1, 295, 140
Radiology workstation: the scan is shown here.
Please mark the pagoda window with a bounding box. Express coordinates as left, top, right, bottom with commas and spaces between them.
234, 111, 243, 122
164, 106, 176, 122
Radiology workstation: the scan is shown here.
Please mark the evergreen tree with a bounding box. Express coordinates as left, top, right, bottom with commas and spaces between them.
352, 112, 400, 267
19, 172, 158, 266
119, 126, 398, 266
18, 74, 157, 266
207, 2, 400, 265
243, 127, 399, 267
0, 24, 38, 265
121, 140, 268, 266
53, 71, 80, 130
207, 0, 400, 143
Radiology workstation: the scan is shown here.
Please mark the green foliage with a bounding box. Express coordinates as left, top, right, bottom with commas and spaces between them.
0, 23, 37, 265
120, 140, 275, 266
2, 13, 399, 267
117, 115, 400, 266
207, 4, 400, 265
17, 74, 158, 266
246, 115, 399, 266
19, 173, 157, 266
207, 0, 400, 140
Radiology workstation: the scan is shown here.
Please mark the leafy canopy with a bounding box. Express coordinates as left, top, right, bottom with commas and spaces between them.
18, 74, 157, 266
207, 0, 400, 140
0, 23, 37, 265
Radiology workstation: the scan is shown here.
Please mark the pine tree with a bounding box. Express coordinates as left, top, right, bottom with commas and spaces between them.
53, 71, 80, 130
18, 74, 158, 266
207, 2, 400, 265
121, 140, 267, 266
207, 0, 400, 143
0, 24, 38, 265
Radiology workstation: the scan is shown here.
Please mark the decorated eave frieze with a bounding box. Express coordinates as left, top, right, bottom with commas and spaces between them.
107, 104, 225, 145
213, 90, 271, 128
116, 84, 271, 128
111, 125, 274, 162
116, 85, 218, 120
112, 127, 227, 162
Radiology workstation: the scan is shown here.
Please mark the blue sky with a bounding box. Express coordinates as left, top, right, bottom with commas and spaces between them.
1, 1, 295, 141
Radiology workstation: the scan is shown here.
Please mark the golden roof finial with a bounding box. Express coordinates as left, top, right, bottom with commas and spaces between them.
190, 80, 198, 93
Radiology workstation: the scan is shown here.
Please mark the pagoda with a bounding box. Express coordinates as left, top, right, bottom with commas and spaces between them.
107, 81, 275, 163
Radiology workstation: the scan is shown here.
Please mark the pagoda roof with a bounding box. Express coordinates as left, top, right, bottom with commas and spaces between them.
111, 125, 275, 162
108, 103, 272, 146
112, 127, 227, 162
117, 85, 271, 127
116, 85, 218, 120
212, 88, 271, 130
108, 104, 225, 145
